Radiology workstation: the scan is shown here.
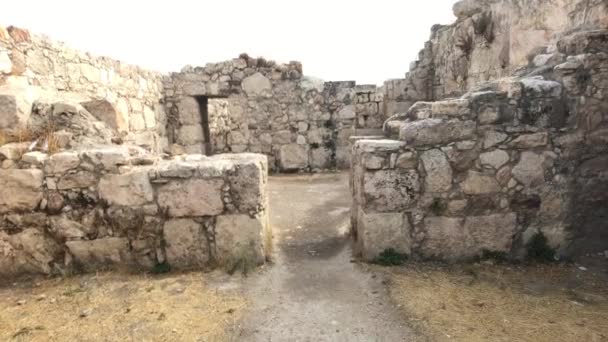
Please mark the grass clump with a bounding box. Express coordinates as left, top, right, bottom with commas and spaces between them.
151, 261, 171, 274
373, 248, 409, 266
526, 232, 556, 262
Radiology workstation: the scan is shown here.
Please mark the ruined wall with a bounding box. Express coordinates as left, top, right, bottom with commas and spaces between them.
0, 25, 168, 151
165, 58, 387, 172
0, 143, 270, 276
352, 28, 608, 261
383, 0, 608, 118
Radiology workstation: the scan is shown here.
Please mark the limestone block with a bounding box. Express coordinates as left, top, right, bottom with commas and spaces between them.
49, 216, 86, 241
178, 125, 204, 145
479, 149, 510, 169
99, 171, 154, 207
512, 152, 547, 187
509, 132, 549, 149
278, 144, 309, 171
0, 49, 11, 73
520, 78, 563, 98
157, 178, 224, 217
0, 142, 30, 160
21, 151, 48, 166
0, 169, 43, 213
420, 149, 452, 192
407, 102, 433, 120
311, 147, 333, 169
461, 171, 501, 195
338, 105, 356, 120
355, 139, 406, 153
431, 99, 470, 117
163, 219, 208, 268
228, 155, 268, 213
421, 213, 517, 260
80, 147, 129, 171
396, 152, 417, 169
0, 93, 32, 129
57, 171, 97, 190
362, 153, 385, 170
130, 112, 146, 132
66, 238, 132, 270
81, 100, 128, 132
45, 151, 80, 175
482, 130, 508, 149
399, 119, 476, 146
363, 169, 420, 212
1, 229, 61, 275
242, 72, 271, 96
357, 210, 411, 261
215, 214, 267, 265
143, 105, 156, 128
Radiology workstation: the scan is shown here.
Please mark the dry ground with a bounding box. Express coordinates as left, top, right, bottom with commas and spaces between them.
0, 272, 246, 342
383, 258, 608, 342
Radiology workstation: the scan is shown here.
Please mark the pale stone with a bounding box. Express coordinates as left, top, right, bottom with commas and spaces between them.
396, 152, 417, 169
431, 99, 470, 117
178, 125, 204, 145
311, 147, 332, 169
420, 149, 452, 193
356, 139, 406, 153
0, 142, 30, 160
177, 97, 201, 125
66, 238, 131, 270
49, 216, 86, 241
509, 132, 549, 149
461, 171, 501, 194
130, 112, 146, 132
99, 171, 153, 207
242, 72, 271, 96
448, 199, 468, 214
80, 147, 129, 170
45, 152, 80, 174
163, 219, 208, 268
81, 100, 128, 132
0, 169, 43, 213
400, 119, 476, 146
512, 152, 547, 187
483, 130, 508, 149
0, 50, 11, 73
2, 229, 61, 275
215, 214, 268, 265
57, 172, 97, 190
363, 154, 384, 170
157, 178, 224, 217
21, 151, 48, 166
227, 155, 268, 213
363, 170, 420, 212
479, 149, 510, 169
338, 105, 356, 120
278, 144, 309, 171
357, 210, 411, 261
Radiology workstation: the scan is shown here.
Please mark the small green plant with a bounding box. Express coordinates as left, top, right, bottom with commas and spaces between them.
373, 248, 408, 266
526, 232, 556, 262
480, 249, 509, 263
151, 261, 171, 274
430, 198, 447, 215
225, 241, 258, 276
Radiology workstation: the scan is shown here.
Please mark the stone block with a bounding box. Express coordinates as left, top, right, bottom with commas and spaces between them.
66, 238, 132, 270
363, 169, 420, 212
311, 147, 333, 169
163, 219, 208, 268
45, 152, 80, 175
228, 154, 268, 213
399, 119, 476, 146
0, 93, 31, 129
357, 210, 411, 261
80, 147, 129, 171
479, 149, 510, 169
21, 151, 48, 166
509, 132, 549, 149
157, 178, 224, 217
395, 152, 417, 169
57, 171, 97, 190
215, 214, 268, 265
512, 152, 547, 187
99, 171, 154, 207
278, 144, 309, 171
0, 142, 30, 160
421, 149, 452, 193
431, 99, 470, 117
81, 100, 128, 132
1, 229, 61, 275
461, 171, 501, 195
242, 72, 272, 96
0, 169, 43, 213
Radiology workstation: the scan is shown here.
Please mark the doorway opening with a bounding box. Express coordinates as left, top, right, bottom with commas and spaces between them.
194, 96, 213, 156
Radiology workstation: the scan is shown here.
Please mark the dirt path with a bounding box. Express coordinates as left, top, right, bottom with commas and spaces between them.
233, 172, 414, 341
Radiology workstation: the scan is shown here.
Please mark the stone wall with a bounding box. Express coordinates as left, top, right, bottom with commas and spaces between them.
0, 142, 270, 276
383, 0, 608, 118
0, 25, 168, 152
165, 58, 387, 172
352, 28, 608, 261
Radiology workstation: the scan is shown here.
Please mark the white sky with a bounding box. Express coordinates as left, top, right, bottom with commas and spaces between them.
1, 0, 458, 85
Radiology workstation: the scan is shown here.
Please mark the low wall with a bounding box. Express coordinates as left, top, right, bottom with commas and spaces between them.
351, 29, 608, 261
0, 144, 270, 276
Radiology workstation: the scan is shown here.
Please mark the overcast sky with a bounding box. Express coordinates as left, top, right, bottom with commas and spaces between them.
1, 0, 458, 85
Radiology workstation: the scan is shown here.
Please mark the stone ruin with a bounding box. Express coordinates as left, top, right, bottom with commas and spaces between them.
352, 0, 608, 261
0, 0, 607, 276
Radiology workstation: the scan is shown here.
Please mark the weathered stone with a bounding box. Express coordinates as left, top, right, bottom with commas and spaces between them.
357, 210, 411, 261
49, 216, 86, 241
215, 214, 268, 265
242, 72, 271, 96
431, 99, 470, 117
482, 130, 508, 149
461, 171, 501, 194
278, 144, 309, 171
311, 147, 332, 169
1, 229, 61, 275
157, 178, 224, 217
0, 94, 31, 129
509, 132, 549, 149
163, 219, 208, 268
338, 105, 356, 120
512, 152, 547, 187
46, 192, 64, 214
420, 149, 452, 193
520, 78, 563, 98
0, 142, 30, 160
363, 170, 420, 212
362, 153, 385, 170
479, 149, 510, 169
45, 152, 80, 174
81, 100, 128, 132
395, 152, 417, 169
0, 169, 43, 213
99, 171, 154, 207
57, 171, 97, 190
400, 119, 476, 146
66, 238, 131, 270
228, 154, 268, 213
21, 151, 48, 166
80, 147, 129, 171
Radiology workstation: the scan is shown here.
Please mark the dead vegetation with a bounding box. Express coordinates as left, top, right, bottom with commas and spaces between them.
0, 272, 246, 341
384, 260, 608, 342
0, 120, 61, 155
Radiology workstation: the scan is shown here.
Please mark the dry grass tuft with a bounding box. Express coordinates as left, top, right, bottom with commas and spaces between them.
385, 262, 608, 342
0, 272, 247, 342
0, 120, 61, 154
